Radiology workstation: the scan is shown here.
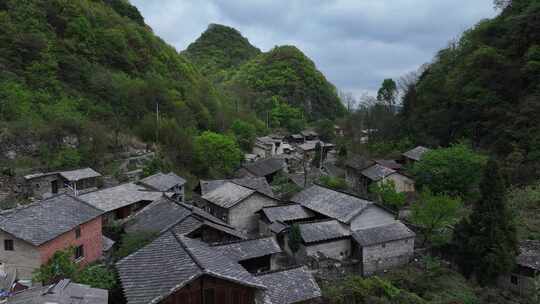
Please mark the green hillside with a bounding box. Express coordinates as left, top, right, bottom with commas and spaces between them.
183, 24, 261, 82
0, 0, 222, 169
185, 24, 345, 122
400, 0, 540, 183
228, 45, 346, 121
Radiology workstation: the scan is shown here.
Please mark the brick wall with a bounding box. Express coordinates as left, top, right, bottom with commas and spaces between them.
38, 216, 103, 266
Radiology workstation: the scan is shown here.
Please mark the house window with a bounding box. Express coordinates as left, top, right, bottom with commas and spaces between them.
75, 227, 81, 238
382, 243, 386, 248
74, 245, 84, 260
510, 275, 518, 285
204, 289, 215, 304
4, 240, 14, 251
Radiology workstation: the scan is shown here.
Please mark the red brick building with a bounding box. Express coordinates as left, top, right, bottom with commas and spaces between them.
0, 194, 103, 280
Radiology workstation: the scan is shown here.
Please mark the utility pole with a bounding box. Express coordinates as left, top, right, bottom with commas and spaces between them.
155, 102, 159, 144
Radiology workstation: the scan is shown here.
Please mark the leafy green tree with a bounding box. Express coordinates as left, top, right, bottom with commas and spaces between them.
288, 224, 302, 255
76, 264, 117, 290
315, 119, 336, 142
454, 159, 518, 285
411, 144, 487, 198
231, 119, 256, 151
377, 78, 398, 107
369, 180, 406, 211
33, 248, 78, 284
411, 189, 462, 247
193, 131, 243, 177
270, 97, 305, 132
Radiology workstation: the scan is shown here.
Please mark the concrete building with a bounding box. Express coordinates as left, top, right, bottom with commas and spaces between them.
116, 232, 321, 304
8, 279, 108, 304
498, 240, 540, 300
0, 194, 103, 280
138, 172, 186, 202
79, 183, 162, 223
198, 182, 279, 235
23, 168, 101, 199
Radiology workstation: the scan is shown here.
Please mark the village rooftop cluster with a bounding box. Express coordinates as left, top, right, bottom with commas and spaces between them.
0, 130, 537, 303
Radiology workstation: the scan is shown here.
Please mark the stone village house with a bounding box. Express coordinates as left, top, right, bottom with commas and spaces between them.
197, 181, 280, 235
0, 194, 103, 280
359, 163, 415, 194
23, 168, 101, 199
138, 171, 187, 202
125, 196, 247, 243
276, 185, 415, 276
498, 240, 540, 300
401, 146, 430, 165
79, 182, 162, 223
116, 230, 322, 304
7, 279, 108, 304
236, 158, 286, 183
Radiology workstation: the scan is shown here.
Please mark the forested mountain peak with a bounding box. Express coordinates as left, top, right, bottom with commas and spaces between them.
184, 23, 261, 80
229, 45, 346, 120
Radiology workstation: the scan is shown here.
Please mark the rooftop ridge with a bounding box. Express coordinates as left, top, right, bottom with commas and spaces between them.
253, 265, 305, 277
311, 182, 371, 201
261, 202, 301, 209
209, 235, 275, 247
171, 232, 205, 272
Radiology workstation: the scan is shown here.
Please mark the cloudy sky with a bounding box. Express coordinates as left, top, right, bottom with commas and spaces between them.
131, 0, 498, 97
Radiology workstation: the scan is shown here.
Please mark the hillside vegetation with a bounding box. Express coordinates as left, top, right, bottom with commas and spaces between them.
183, 24, 261, 82
185, 24, 346, 122
0, 0, 226, 170
400, 0, 540, 183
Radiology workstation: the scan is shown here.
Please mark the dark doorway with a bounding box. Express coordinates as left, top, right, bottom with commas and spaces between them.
51, 180, 59, 194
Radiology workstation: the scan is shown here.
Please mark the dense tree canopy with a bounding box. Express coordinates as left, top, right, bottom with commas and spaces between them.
400, 0, 540, 183
411, 144, 487, 199
193, 131, 243, 177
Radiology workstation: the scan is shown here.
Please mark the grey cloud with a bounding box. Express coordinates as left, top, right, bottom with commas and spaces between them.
131, 0, 497, 95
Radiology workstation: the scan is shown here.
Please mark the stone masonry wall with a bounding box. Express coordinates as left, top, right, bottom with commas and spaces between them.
362, 237, 414, 275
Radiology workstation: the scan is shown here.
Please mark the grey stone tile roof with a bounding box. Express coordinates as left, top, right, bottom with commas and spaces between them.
59, 168, 102, 182
256, 267, 322, 304
124, 197, 192, 234
291, 185, 371, 223
126, 198, 246, 239
299, 220, 351, 243
0, 194, 102, 246
298, 140, 334, 152
517, 240, 540, 270
345, 155, 373, 171
139, 172, 186, 192
213, 237, 282, 262
402, 146, 430, 161
300, 130, 318, 137
200, 177, 274, 197
117, 232, 266, 304
201, 182, 255, 209
242, 158, 285, 177
79, 183, 162, 213
374, 159, 402, 170
116, 232, 202, 304
361, 164, 396, 181
352, 221, 415, 246
261, 204, 315, 223
8, 279, 108, 304
269, 221, 288, 234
